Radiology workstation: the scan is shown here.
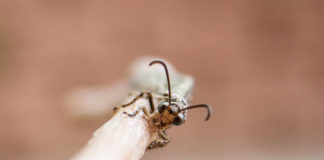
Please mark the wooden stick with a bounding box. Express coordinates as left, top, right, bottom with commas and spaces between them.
70, 97, 158, 160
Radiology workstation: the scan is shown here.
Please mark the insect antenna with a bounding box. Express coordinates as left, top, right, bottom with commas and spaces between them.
149, 60, 172, 105
180, 104, 212, 121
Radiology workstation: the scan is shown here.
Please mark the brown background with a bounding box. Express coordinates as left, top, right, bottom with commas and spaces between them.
0, 0, 324, 159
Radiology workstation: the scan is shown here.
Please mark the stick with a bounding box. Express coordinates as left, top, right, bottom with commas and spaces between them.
70, 97, 158, 160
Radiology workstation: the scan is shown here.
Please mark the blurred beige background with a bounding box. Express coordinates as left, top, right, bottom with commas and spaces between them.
0, 0, 324, 159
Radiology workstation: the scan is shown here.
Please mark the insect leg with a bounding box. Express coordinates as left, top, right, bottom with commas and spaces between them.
114, 91, 155, 113
146, 138, 169, 150
146, 139, 169, 150
158, 130, 169, 140
122, 106, 152, 118
113, 92, 144, 112
145, 91, 155, 114
146, 130, 170, 150
122, 107, 143, 117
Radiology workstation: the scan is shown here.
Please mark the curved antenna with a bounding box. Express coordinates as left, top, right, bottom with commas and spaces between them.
149, 60, 172, 105
180, 104, 212, 121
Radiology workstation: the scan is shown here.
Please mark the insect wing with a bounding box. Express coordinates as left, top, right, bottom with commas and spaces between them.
129, 57, 194, 99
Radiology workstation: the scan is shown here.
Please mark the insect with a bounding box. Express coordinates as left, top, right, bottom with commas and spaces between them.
114, 59, 211, 150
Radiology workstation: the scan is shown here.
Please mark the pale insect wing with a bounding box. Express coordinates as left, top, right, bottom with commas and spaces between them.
129, 57, 194, 98
171, 74, 194, 99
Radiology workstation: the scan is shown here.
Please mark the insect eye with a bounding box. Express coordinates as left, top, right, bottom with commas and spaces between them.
158, 102, 169, 113
173, 114, 184, 126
